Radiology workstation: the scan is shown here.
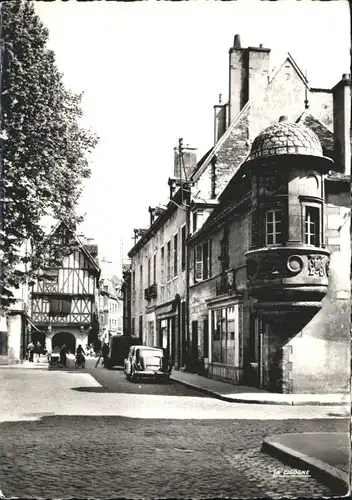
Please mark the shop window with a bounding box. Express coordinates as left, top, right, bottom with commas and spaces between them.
194, 240, 212, 282
211, 306, 239, 366
266, 209, 283, 246
305, 206, 320, 247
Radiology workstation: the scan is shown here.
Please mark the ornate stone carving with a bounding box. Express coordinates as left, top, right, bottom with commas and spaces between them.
287, 255, 304, 275
261, 170, 287, 194
308, 254, 328, 277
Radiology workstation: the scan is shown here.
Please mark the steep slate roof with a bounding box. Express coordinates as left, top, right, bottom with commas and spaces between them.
48, 221, 100, 274
190, 101, 251, 183
296, 111, 336, 160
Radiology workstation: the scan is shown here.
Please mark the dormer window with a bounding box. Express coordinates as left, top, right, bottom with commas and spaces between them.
265, 209, 283, 246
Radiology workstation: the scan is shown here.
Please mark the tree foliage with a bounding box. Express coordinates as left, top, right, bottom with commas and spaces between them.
1, 0, 98, 308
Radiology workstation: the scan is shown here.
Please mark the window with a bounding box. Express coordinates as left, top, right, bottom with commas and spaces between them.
181, 225, 186, 271
153, 254, 156, 283
194, 240, 212, 282
139, 315, 143, 337
167, 241, 171, 281
49, 298, 71, 316
148, 258, 151, 287
193, 212, 197, 233
305, 206, 320, 246
139, 264, 143, 297
131, 318, 135, 335
161, 247, 165, 283
174, 233, 178, 277
266, 209, 282, 246
211, 305, 240, 366
219, 226, 229, 273
132, 270, 135, 291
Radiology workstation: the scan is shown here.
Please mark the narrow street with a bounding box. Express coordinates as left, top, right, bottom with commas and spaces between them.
0, 365, 348, 499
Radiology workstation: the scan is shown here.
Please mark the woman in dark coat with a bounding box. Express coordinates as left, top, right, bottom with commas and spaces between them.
59, 344, 68, 367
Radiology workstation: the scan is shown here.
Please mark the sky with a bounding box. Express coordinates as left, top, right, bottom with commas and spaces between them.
34, 0, 351, 276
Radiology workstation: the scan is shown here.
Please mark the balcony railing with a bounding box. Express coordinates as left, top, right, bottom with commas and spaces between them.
216, 269, 235, 296
144, 283, 158, 301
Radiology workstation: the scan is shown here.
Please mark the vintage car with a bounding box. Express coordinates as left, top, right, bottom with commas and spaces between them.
124, 345, 172, 382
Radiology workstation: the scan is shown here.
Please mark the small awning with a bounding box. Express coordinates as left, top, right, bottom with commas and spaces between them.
25, 316, 41, 332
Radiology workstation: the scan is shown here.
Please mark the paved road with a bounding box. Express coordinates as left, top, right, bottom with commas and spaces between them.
0, 366, 349, 499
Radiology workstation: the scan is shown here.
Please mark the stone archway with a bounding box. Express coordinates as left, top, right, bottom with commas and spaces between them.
52, 332, 76, 355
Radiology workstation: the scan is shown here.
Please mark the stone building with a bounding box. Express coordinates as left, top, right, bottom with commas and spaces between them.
98, 266, 124, 344
127, 146, 198, 369
126, 34, 350, 392
187, 116, 350, 393
30, 223, 101, 354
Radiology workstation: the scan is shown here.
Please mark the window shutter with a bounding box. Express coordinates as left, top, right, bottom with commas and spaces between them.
208, 240, 212, 278
195, 245, 203, 282
62, 299, 71, 315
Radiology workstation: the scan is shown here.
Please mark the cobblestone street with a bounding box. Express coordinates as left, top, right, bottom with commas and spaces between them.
0, 366, 349, 499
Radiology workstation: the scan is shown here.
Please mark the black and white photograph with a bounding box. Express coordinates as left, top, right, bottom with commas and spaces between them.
0, 0, 351, 498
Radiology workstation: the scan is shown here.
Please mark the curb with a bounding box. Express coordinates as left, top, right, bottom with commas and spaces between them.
261, 438, 350, 495
170, 377, 349, 406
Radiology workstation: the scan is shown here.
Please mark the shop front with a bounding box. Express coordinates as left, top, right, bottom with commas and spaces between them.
207, 297, 244, 384
155, 296, 180, 368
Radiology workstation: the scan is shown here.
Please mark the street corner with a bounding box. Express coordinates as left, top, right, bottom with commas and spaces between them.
261, 432, 350, 496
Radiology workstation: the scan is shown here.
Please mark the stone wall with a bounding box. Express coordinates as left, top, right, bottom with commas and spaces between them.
284, 187, 350, 393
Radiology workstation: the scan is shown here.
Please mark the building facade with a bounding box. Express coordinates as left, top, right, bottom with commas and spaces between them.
126, 34, 350, 393
98, 273, 124, 344
128, 147, 197, 369
30, 223, 101, 354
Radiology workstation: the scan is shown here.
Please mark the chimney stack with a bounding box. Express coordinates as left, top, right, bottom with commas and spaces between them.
279, 115, 289, 123
174, 140, 197, 181
333, 73, 351, 175
228, 35, 270, 126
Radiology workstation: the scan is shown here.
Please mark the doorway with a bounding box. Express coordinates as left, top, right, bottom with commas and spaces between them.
52, 332, 76, 354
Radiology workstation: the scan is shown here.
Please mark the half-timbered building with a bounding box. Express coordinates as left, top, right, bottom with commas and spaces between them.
30, 224, 101, 354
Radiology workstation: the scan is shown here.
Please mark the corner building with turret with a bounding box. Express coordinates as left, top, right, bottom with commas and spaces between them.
127, 34, 350, 393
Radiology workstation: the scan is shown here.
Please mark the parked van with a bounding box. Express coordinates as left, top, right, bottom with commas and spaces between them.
106, 334, 143, 369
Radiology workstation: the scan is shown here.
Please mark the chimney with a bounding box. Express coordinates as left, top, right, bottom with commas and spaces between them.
333, 73, 351, 175
174, 140, 197, 180
228, 36, 271, 126
279, 115, 289, 123
148, 206, 156, 225
246, 44, 271, 104
229, 34, 246, 125
214, 101, 228, 144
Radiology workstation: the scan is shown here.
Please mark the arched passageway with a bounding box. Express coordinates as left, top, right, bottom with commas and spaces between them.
52, 332, 76, 354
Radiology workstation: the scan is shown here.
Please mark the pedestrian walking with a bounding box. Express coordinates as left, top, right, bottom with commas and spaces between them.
102, 342, 109, 367
59, 344, 68, 367
27, 341, 35, 362
35, 341, 42, 362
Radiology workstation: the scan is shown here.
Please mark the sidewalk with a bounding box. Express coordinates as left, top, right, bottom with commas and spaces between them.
262, 432, 350, 494
170, 371, 350, 406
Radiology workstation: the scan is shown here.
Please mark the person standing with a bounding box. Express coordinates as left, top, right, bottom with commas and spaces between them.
35, 341, 42, 362
59, 344, 68, 367
102, 342, 109, 367
27, 341, 35, 362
